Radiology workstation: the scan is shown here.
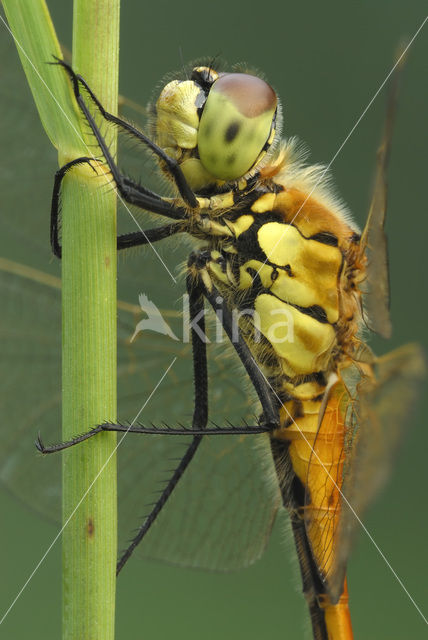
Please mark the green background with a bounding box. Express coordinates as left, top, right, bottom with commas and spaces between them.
0, 1, 427, 639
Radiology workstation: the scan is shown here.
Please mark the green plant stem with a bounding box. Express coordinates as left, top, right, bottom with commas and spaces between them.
2, 1, 120, 637
61, 2, 120, 640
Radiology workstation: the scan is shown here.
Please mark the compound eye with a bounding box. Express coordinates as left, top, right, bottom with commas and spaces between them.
197, 73, 277, 181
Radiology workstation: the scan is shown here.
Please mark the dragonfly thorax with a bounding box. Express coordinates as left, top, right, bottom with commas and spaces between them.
197, 176, 365, 386
154, 66, 279, 192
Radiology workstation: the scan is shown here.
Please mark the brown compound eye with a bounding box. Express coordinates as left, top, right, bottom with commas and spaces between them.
213, 73, 277, 119
197, 72, 278, 181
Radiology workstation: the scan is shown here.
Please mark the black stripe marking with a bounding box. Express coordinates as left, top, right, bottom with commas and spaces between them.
292, 303, 329, 324
309, 231, 338, 247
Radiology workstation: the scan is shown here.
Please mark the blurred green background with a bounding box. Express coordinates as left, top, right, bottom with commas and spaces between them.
0, 1, 427, 639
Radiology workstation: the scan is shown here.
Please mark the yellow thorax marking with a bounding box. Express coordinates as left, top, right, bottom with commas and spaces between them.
251, 192, 276, 213
256, 222, 342, 323
227, 214, 254, 238
254, 293, 336, 376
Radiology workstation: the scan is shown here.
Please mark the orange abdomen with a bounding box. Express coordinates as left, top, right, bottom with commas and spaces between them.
275, 382, 354, 639
319, 580, 353, 640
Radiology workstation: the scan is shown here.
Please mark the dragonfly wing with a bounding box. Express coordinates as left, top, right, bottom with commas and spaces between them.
332, 344, 425, 598
302, 380, 348, 601
359, 55, 404, 339
119, 432, 280, 571
114, 287, 281, 570
307, 344, 425, 602
0, 263, 191, 521
0, 266, 62, 518
0, 260, 281, 570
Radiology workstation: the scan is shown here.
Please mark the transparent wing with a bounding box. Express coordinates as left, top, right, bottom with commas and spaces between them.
0, 265, 62, 515
0, 263, 188, 520
119, 433, 280, 570
359, 53, 405, 339
0, 32, 280, 571
0, 263, 280, 570
333, 344, 425, 598
305, 344, 425, 602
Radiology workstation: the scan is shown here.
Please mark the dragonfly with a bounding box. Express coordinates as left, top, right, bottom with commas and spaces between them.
0, 35, 425, 640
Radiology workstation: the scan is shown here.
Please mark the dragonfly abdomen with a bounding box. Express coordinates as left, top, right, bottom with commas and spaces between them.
271, 384, 353, 639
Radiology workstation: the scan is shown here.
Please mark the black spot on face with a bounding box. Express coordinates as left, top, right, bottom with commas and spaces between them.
225, 121, 240, 143
226, 153, 236, 166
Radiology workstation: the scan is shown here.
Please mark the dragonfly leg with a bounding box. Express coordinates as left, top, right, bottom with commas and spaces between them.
270, 438, 333, 639
55, 58, 198, 208
35, 273, 204, 454
188, 250, 280, 430
36, 422, 270, 453
51, 157, 94, 258
36, 247, 278, 571
36, 271, 217, 573
50, 158, 186, 258
115, 271, 209, 573
116, 222, 185, 251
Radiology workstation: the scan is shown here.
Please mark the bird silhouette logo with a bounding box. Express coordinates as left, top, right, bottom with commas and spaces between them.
131, 293, 179, 342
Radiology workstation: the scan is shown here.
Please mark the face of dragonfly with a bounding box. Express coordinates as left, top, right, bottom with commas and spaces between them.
153, 66, 278, 190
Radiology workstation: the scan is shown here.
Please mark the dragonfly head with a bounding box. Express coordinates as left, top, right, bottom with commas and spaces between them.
153, 65, 280, 192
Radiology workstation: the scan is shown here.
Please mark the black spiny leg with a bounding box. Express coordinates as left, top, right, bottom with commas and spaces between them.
55, 58, 198, 211
189, 251, 279, 430
51, 157, 94, 258
50, 158, 186, 259
36, 251, 278, 572
117, 222, 185, 252
36, 421, 270, 452
38, 274, 212, 571
115, 272, 209, 574
37, 251, 276, 453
